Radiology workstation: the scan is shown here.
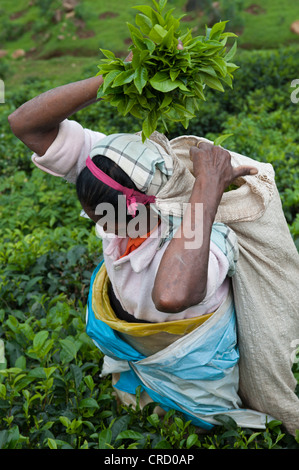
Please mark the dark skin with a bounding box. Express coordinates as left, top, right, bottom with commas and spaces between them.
152, 142, 258, 313
8, 47, 258, 315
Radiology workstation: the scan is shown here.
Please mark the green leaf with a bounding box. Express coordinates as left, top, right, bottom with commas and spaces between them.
165, 8, 179, 30
124, 97, 138, 115
135, 13, 152, 35
172, 102, 195, 119
59, 416, 71, 428
247, 432, 262, 444
70, 364, 83, 389
170, 68, 180, 81
213, 414, 238, 430
110, 415, 131, 441
33, 330, 49, 351
14, 375, 35, 393
225, 41, 237, 62
130, 105, 144, 119
178, 81, 189, 92
79, 398, 99, 409
267, 419, 283, 429
186, 433, 199, 449
152, 0, 160, 11
214, 134, 233, 146
83, 375, 94, 391
27, 367, 46, 379
131, 33, 148, 51
220, 32, 238, 39
150, 8, 165, 26
154, 439, 172, 449
193, 82, 206, 100
116, 430, 144, 441
200, 73, 224, 92
159, 93, 172, 109
98, 429, 112, 449
226, 62, 239, 73
134, 66, 148, 94
127, 22, 144, 40
219, 73, 233, 88
210, 21, 229, 40
143, 38, 156, 54
142, 110, 157, 140
150, 72, 181, 92
0, 383, 6, 399
131, 49, 149, 68
198, 65, 217, 77
100, 49, 116, 60
103, 70, 122, 92
210, 57, 227, 77
161, 25, 175, 49
47, 438, 58, 449
153, 0, 167, 12
174, 416, 184, 430
147, 413, 160, 427
205, 26, 211, 40
5, 426, 22, 449
159, 0, 168, 11
149, 24, 168, 43
133, 5, 155, 20
133, 5, 165, 27
59, 338, 77, 362
116, 97, 128, 114
111, 70, 135, 88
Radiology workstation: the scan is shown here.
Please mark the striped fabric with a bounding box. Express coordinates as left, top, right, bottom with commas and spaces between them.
89, 132, 182, 245
89, 133, 173, 196
211, 222, 239, 277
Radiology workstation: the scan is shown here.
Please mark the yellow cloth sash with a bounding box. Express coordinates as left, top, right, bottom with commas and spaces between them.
91, 263, 213, 337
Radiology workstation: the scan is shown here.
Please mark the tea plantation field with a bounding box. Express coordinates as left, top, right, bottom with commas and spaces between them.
0, 0, 299, 451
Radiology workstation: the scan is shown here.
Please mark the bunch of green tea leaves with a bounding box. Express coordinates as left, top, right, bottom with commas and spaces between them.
96, 0, 239, 141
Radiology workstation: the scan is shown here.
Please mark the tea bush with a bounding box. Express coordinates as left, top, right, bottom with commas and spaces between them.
0, 45, 299, 449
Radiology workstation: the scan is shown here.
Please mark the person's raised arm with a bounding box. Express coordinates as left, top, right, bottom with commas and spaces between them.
152, 142, 258, 314
7, 51, 133, 157
7, 76, 104, 157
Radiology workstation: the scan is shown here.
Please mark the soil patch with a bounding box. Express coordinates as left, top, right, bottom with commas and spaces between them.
99, 12, 119, 20
181, 14, 197, 22
73, 18, 95, 39
37, 47, 96, 60
77, 29, 95, 39
245, 4, 266, 15
10, 9, 27, 20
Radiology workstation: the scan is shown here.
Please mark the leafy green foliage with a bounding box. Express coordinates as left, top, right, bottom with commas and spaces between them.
96, 0, 239, 141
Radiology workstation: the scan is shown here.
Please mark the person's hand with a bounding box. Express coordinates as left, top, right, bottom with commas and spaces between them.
124, 51, 133, 62
189, 141, 258, 193
177, 39, 184, 50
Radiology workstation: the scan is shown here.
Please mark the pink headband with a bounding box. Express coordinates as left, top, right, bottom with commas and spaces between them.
86, 156, 156, 217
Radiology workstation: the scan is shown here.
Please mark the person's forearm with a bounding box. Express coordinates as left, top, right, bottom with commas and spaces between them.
152, 177, 222, 313
8, 75, 103, 155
